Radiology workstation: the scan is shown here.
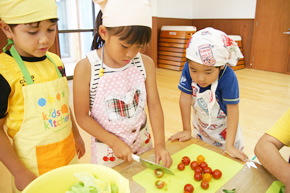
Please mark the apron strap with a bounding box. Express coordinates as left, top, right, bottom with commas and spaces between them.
3, 39, 62, 85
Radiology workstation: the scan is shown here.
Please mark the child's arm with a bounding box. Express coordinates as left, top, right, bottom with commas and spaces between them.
73, 58, 133, 162
225, 104, 248, 161
255, 134, 290, 191
142, 54, 172, 168
70, 108, 85, 159
0, 119, 36, 191
168, 91, 192, 142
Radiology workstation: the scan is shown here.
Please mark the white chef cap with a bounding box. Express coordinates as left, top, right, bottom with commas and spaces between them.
93, 0, 152, 28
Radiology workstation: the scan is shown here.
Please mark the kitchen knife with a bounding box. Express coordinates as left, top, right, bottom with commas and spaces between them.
132, 154, 174, 175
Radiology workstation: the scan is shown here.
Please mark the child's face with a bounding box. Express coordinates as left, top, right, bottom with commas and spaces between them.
101, 27, 144, 67
188, 60, 223, 88
7, 20, 57, 57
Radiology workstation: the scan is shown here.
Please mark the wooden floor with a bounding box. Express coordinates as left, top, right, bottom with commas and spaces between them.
1, 68, 290, 193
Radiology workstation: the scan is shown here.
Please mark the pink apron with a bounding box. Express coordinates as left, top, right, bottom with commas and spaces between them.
90, 57, 152, 167
191, 79, 244, 150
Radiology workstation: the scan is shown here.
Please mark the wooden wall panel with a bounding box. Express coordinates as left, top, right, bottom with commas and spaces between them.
151, 17, 193, 67
0, 30, 7, 52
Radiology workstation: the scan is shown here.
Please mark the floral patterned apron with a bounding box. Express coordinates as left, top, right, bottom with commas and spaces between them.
191, 79, 244, 150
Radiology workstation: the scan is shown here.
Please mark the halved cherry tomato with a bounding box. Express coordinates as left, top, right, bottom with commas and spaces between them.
199, 161, 208, 169
202, 173, 212, 182
155, 180, 165, 189
184, 183, 194, 193
201, 180, 209, 190
194, 172, 202, 181
197, 155, 205, 163
178, 163, 185, 171
212, 169, 222, 179
154, 168, 164, 178
182, 156, 191, 165
203, 166, 212, 174
190, 161, 199, 170
194, 166, 203, 173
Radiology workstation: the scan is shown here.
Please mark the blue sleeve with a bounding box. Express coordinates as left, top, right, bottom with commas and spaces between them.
178, 62, 192, 94
218, 65, 239, 105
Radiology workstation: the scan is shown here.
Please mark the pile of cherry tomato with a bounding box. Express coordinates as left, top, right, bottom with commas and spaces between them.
154, 155, 222, 192
178, 155, 222, 192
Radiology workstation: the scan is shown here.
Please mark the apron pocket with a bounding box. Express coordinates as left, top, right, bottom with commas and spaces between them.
91, 140, 124, 168
36, 131, 76, 175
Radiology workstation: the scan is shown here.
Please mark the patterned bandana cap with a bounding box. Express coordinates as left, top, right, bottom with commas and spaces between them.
0, 0, 58, 24
186, 27, 243, 66
93, 0, 152, 28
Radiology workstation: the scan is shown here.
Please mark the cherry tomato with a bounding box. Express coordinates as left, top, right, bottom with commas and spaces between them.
184, 191, 191, 193
202, 173, 212, 182
155, 180, 165, 189
184, 184, 194, 193
203, 166, 212, 174
194, 166, 203, 173
194, 172, 202, 181
212, 169, 222, 179
182, 156, 191, 165
154, 168, 164, 178
199, 161, 208, 169
201, 180, 209, 190
178, 163, 185, 171
190, 161, 199, 170
197, 155, 205, 163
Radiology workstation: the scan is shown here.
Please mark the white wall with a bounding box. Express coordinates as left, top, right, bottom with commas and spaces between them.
152, 0, 256, 19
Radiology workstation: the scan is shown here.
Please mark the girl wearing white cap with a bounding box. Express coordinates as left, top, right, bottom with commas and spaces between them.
0, 0, 85, 192
169, 28, 248, 162
73, 0, 172, 168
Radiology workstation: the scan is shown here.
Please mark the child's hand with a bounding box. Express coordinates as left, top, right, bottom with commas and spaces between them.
168, 130, 192, 142
225, 146, 248, 162
14, 168, 36, 191
111, 139, 133, 162
74, 135, 86, 159
154, 145, 173, 168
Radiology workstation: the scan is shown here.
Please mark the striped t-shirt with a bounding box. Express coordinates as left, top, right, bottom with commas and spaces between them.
86, 50, 146, 109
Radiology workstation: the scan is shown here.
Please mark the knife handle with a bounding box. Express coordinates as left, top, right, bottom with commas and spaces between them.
132, 154, 140, 162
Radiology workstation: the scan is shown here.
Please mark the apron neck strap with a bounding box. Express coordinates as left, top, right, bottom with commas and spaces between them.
3, 39, 62, 85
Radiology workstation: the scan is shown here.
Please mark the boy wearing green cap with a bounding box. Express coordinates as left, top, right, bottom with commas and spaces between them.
0, 0, 85, 192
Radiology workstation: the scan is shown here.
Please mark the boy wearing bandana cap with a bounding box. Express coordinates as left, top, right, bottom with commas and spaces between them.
0, 0, 85, 192
169, 27, 248, 162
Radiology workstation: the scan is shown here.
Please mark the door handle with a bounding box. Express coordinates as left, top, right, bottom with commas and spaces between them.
283, 32, 290, 35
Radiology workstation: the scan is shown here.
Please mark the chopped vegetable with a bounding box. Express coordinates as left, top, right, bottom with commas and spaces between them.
66, 172, 119, 193
223, 188, 236, 193
279, 186, 285, 193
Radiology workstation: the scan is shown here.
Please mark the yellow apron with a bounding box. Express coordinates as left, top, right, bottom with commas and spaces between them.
6, 42, 77, 192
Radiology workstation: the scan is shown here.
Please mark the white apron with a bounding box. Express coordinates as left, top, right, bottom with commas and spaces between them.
90, 53, 152, 167
191, 79, 244, 150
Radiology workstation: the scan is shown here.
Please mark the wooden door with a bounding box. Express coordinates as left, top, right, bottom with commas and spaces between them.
251, 0, 290, 73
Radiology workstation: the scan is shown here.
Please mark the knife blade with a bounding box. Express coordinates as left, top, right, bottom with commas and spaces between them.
132, 154, 174, 175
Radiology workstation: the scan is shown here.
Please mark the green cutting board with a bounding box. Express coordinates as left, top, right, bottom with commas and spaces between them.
266, 181, 285, 193
133, 144, 243, 193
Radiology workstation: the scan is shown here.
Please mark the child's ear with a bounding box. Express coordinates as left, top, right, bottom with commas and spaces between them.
0, 20, 13, 39
98, 25, 108, 41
